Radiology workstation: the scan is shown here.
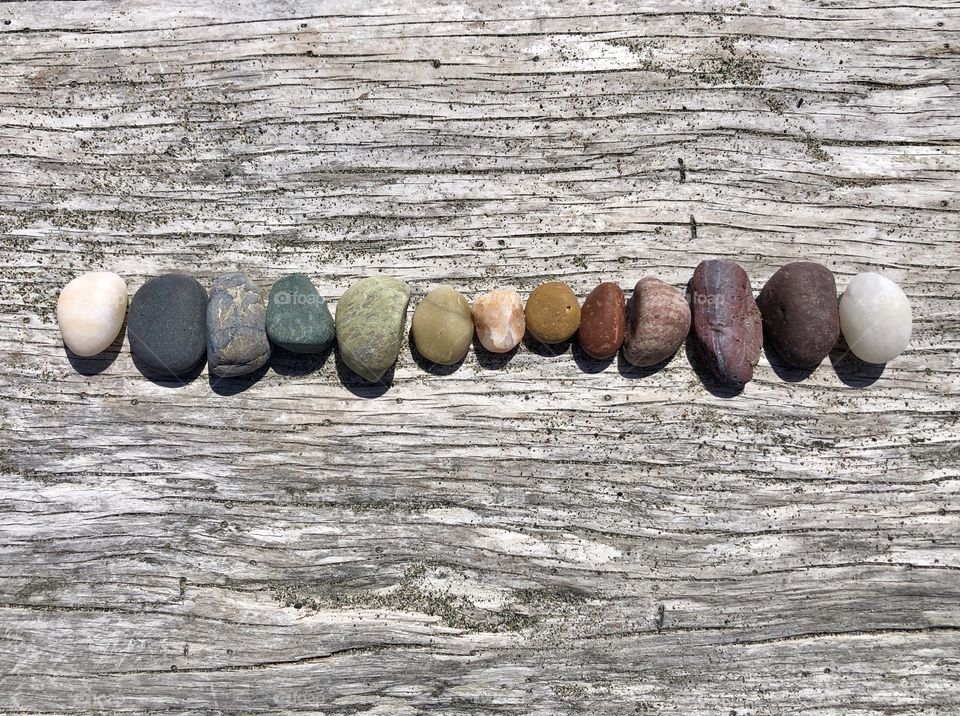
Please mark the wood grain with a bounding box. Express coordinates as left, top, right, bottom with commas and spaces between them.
1, 0, 958, 713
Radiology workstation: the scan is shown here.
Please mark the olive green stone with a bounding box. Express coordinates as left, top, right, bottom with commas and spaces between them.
266, 273, 335, 353
412, 286, 473, 365
335, 276, 411, 382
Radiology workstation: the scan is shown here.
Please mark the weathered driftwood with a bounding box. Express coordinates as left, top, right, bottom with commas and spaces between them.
1, 1, 958, 713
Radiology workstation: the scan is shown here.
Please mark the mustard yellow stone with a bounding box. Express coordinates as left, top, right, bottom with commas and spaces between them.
411, 286, 474, 365
524, 281, 580, 344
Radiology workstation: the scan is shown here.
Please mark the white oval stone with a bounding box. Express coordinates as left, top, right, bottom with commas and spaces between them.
57, 271, 128, 356
839, 272, 911, 364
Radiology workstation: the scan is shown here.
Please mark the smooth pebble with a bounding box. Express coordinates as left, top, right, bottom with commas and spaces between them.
336, 276, 411, 382
688, 259, 762, 387
525, 282, 580, 345
266, 273, 335, 353
412, 286, 473, 365
578, 282, 625, 359
129, 273, 207, 376
839, 272, 911, 364
757, 262, 839, 369
623, 278, 690, 367
57, 271, 127, 357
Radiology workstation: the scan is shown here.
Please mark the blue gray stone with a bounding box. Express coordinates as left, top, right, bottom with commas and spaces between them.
207, 272, 271, 378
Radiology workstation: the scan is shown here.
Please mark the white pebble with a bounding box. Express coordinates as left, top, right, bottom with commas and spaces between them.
57, 272, 128, 356
839, 272, 911, 364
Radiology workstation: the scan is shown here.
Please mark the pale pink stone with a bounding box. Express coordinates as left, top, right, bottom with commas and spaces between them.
472, 289, 525, 353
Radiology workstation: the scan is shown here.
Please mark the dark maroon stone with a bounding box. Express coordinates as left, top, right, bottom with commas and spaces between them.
757, 262, 839, 369
688, 259, 762, 387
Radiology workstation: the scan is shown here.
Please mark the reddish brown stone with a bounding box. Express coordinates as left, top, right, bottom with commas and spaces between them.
623, 277, 690, 367
578, 282, 625, 359
688, 259, 762, 387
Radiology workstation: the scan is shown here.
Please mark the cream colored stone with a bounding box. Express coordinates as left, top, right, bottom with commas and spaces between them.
472, 289, 525, 353
57, 271, 128, 356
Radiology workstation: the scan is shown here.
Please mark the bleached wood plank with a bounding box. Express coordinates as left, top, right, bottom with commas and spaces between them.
0, 0, 958, 713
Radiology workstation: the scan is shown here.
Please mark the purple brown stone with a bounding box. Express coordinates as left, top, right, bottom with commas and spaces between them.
688, 259, 762, 387
757, 261, 839, 369
578, 282, 625, 359
623, 278, 690, 367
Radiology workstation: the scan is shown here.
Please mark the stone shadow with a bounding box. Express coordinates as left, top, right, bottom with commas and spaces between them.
522, 333, 572, 358
571, 342, 614, 374
270, 344, 333, 377
616, 350, 677, 380
472, 336, 519, 370
408, 327, 464, 376
763, 333, 816, 383
333, 345, 393, 398
65, 323, 126, 376
131, 351, 205, 387
207, 361, 270, 396
684, 339, 744, 399
830, 341, 885, 388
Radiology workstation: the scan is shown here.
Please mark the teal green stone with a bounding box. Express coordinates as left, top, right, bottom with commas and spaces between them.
335, 276, 411, 382
266, 273, 335, 353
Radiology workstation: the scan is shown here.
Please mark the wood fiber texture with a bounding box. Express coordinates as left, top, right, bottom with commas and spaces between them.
0, 1, 958, 714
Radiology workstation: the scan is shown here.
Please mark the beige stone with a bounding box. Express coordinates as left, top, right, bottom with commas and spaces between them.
412, 286, 473, 365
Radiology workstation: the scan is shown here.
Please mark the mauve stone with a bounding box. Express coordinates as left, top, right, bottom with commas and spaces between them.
578, 282, 625, 359
207, 272, 271, 378
623, 278, 690, 367
757, 262, 839, 369
688, 259, 762, 387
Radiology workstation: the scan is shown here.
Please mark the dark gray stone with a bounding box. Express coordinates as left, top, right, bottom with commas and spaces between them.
128, 273, 207, 377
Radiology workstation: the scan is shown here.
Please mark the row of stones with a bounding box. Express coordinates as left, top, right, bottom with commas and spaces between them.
56, 260, 912, 386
